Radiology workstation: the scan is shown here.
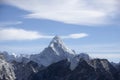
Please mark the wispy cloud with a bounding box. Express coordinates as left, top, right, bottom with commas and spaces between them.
62, 33, 88, 39
0, 28, 42, 40
0, 21, 22, 27
3, 0, 119, 25
0, 28, 88, 41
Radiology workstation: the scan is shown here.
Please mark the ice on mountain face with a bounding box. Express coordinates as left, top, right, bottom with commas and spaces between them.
0, 51, 16, 62
75, 53, 91, 62
0, 36, 91, 70
49, 36, 64, 47
0, 36, 92, 70
70, 53, 91, 70
13, 54, 30, 63
30, 36, 76, 68
48, 36, 76, 61
0, 55, 16, 80
11, 53, 17, 58
49, 36, 75, 55
0, 52, 30, 63
30, 36, 92, 70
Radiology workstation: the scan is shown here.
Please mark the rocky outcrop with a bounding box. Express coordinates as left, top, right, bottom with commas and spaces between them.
30, 59, 71, 80
30, 59, 120, 80
0, 55, 16, 80
12, 60, 43, 80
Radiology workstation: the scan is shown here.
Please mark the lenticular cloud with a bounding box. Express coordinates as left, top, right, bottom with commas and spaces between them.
3, 0, 119, 25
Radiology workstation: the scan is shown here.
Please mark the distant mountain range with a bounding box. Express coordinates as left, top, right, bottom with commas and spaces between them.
0, 36, 120, 80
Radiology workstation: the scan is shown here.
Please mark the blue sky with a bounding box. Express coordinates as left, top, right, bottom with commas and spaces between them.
0, 0, 120, 62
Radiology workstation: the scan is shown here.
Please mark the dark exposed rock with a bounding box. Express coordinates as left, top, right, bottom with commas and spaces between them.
12, 60, 43, 80
90, 59, 118, 80
31, 59, 120, 80
0, 54, 120, 80
66, 59, 96, 80
31, 59, 71, 80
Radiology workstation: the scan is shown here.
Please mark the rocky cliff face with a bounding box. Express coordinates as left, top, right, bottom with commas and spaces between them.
30, 58, 120, 80
30, 59, 71, 80
12, 60, 44, 80
0, 55, 16, 80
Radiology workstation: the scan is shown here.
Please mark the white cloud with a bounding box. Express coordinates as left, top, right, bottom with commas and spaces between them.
0, 28, 54, 41
0, 28, 87, 41
3, 0, 119, 25
0, 21, 22, 27
62, 33, 88, 39
0, 28, 41, 40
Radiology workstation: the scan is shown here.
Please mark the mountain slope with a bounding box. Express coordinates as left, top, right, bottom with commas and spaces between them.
31, 59, 71, 80
30, 36, 76, 67
31, 59, 120, 80
12, 60, 43, 80
0, 55, 16, 80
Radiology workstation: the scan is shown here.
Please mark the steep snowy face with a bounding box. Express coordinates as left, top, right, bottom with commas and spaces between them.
70, 53, 91, 70
74, 53, 91, 62
30, 36, 76, 66
0, 52, 30, 63
49, 36, 75, 55
0, 55, 16, 80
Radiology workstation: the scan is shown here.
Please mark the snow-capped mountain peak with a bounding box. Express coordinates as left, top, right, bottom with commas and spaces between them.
49, 36, 64, 47
30, 36, 76, 66
49, 36, 75, 55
